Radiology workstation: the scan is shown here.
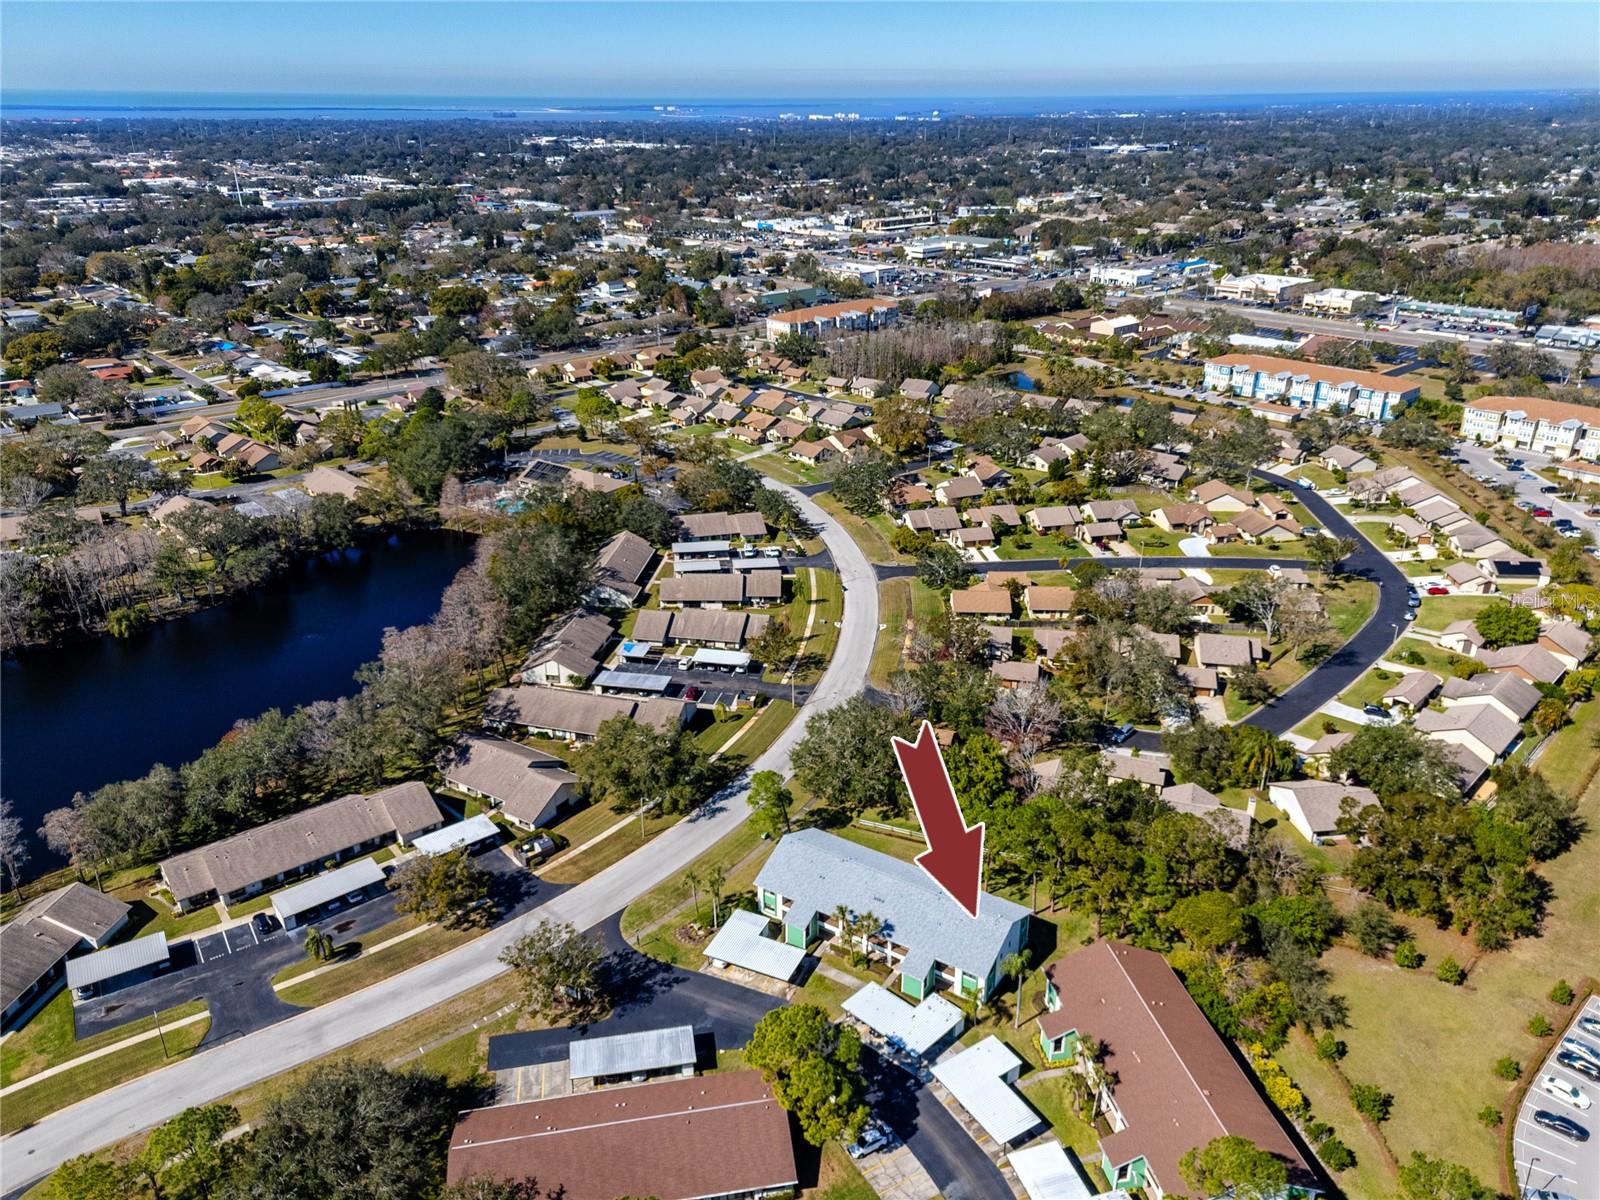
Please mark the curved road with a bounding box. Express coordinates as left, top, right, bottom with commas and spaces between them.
0, 478, 881, 1194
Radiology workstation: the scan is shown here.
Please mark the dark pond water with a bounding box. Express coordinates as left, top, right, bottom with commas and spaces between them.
2, 529, 477, 872
1008, 370, 1039, 391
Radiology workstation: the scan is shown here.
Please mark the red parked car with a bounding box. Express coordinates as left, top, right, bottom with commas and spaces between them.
1532, 507, 1554, 519
1426, 586, 1449, 595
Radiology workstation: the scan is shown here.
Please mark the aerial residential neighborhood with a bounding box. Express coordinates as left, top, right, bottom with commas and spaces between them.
2, 5, 1599, 1200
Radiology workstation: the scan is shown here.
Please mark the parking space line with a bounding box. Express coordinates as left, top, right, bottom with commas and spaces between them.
193, 939, 205, 964
248, 921, 260, 947
1514, 1134, 1577, 1166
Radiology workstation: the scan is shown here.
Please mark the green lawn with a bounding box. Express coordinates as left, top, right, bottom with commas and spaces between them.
1290, 713, 1363, 740
1534, 696, 1600, 798
1124, 525, 1184, 555
795, 569, 844, 682
996, 531, 1083, 561
810, 493, 899, 563
1415, 594, 1498, 631
1018, 1075, 1113, 1192
805, 1142, 876, 1200
0, 1006, 212, 1134
541, 806, 682, 885
1324, 579, 1379, 639
1337, 667, 1403, 710
1311, 772, 1600, 1186
872, 579, 911, 686
714, 698, 797, 770
833, 823, 925, 863
275, 919, 484, 1008
2, 992, 208, 1088
1274, 1031, 1398, 1200
115, 895, 222, 943
1384, 636, 1472, 677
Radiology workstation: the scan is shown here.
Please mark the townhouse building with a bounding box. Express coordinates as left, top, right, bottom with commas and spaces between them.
1459, 395, 1600, 461
1203, 354, 1419, 421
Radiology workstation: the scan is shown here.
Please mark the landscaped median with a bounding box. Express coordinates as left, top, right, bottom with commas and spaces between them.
0, 996, 211, 1135
270, 914, 485, 1008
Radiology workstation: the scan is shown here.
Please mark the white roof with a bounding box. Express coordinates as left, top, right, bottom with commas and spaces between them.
702, 909, 806, 981
271, 857, 386, 922
1008, 1140, 1096, 1200
842, 982, 965, 1058
411, 813, 499, 856
929, 1036, 1041, 1145
568, 1024, 696, 1079
66, 932, 169, 990
690, 647, 752, 668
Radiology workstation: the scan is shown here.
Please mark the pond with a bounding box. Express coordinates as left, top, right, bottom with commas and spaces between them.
2, 529, 478, 872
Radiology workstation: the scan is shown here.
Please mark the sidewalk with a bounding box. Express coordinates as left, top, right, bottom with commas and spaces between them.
270, 922, 430, 992
0, 1010, 210, 1099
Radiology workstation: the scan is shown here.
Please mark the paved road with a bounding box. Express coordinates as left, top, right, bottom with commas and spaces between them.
876, 554, 1312, 579
0, 478, 880, 1195
1513, 995, 1600, 1200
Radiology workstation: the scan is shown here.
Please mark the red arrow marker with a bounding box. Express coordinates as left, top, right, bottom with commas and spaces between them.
892, 719, 985, 919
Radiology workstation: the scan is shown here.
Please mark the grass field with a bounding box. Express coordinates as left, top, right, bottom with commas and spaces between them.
1415, 594, 1499, 631
1535, 696, 1600, 798
1294, 773, 1600, 1192
116, 894, 223, 943
275, 919, 484, 1008
1, 994, 208, 1088
804, 1142, 876, 1200
872, 579, 912, 686
995, 531, 1082, 561
810, 493, 899, 563
0, 1004, 211, 1134
1290, 713, 1363, 740
1125, 526, 1184, 555
541, 807, 681, 884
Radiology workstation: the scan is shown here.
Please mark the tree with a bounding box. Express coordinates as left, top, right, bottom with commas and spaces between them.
872, 392, 930, 456
224, 1061, 458, 1199
1349, 1081, 1393, 1123
1178, 1135, 1289, 1200
44, 1153, 131, 1200
1168, 890, 1246, 952
1001, 949, 1032, 1028
826, 453, 898, 516
747, 770, 793, 839
77, 452, 156, 517
744, 1005, 870, 1147
915, 544, 972, 595
500, 920, 606, 1021
391, 847, 494, 928
1473, 602, 1540, 649
573, 717, 717, 830
1348, 899, 1401, 957
487, 523, 593, 641
1329, 724, 1458, 802
791, 696, 912, 817
748, 616, 801, 675
1397, 1153, 1493, 1200
138, 1102, 239, 1200
0, 798, 30, 890
1491, 763, 1577, 859
1304, 533, 1358, 577
987, 682, 1061, 776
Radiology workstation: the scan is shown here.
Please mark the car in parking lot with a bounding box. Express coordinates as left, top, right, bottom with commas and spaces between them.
1532, 1109, 1591, 1142
845, 1120, 897, 1159
1540, 484, 1561, 494
1109, 722, 1135, 745
1533, 507, 1554, 519
1426, 586, 1449, 595
1564, 1036, 1600, 1066
1579, 1014, 1600, 1039
1560, 528, 1585, 539
1558, 1050, 1600, 1083
250, 912, 278, 938
1539, 1073, 1593, 1110
1516, 500, 1536, 511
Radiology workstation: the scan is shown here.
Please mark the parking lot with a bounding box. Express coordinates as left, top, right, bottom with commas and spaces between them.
191, 917, 282, 964
1514, 994, 1600, 1200
1454, 442, 1600, 541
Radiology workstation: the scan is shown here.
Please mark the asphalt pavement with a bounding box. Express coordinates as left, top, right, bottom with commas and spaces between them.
1514, 995, 1600, 1200
1454, 441, 1600, 540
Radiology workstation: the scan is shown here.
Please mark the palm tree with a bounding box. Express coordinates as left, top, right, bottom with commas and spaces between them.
706, 866, 727, 930
682, 869, 702, 922
1001, 949, 1033, 1029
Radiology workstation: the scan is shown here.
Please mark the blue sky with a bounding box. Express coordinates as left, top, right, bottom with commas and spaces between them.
4, 1, 1597, 99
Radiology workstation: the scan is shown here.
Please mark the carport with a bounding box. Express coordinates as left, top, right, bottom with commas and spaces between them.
842, 982, 964, 1059
1008, 1140, 1097, 1200
704, 909, 806, 982
66, 932, 170, 1001
593, 669, 673, 696
689, 647, 752, 673
272, 858, 386, 930
930, 1036, 1044, 1149
411, 813, 499, 857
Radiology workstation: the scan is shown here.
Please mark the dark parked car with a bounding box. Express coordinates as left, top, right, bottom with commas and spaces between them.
1110, 722, 1135, 745
251, 912, 278, 938
1532, 1109, 1590, 1142
1557, 1051, 1600, 1083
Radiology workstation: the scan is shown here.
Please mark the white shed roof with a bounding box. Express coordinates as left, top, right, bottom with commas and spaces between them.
65, 932, 169, 991
411, 813, 499, 856
271, 857, 386, 922
690, 648, 752, 669
702, 909, 806, 981
842, 982, 965, 1057
929, 1036, 1042, 1146
1008, 1140, 1096, 1200
568, 1024, 696, 1080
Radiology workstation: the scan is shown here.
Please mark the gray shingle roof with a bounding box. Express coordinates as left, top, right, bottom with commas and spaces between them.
439, 735, 578, 827
753, 829, 1027, 980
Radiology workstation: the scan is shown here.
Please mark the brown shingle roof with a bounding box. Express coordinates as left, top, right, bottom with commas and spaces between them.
1038, 942, 1317, 1196
446, 1070, 797, 1200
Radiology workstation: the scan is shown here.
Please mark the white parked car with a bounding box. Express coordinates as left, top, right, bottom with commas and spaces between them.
1540, 1073, 1593, 1111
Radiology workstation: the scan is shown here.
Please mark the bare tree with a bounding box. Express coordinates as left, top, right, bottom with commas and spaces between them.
39, 800, 104, 888
989, 682, 1062, 778
0, 799, 30, 890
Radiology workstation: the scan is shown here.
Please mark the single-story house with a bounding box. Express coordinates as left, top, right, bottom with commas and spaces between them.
1, 884, 131, 1029
484, 686, 694, 741
1382, 671, 1441, 713
1439, 619, 1488, 657
1443, 562, 1494, 595
1477, 643, 1566, 685
1413, 704, 1521, 765
1267, 780, 1379, 843
1193, 633, 1267, 677
1024, 585, 1076, 620
591, 530, 656, 606
1151, 503, 1213, 533
1439, 671, 1541, 723
951, 584, 1015, 618
678, 511, 768, 541
1322, 445, 1376, 474
520, 612, 614, 687
438, 735, 580, 830
903, 507, 962, 534
659, 571, 782, 609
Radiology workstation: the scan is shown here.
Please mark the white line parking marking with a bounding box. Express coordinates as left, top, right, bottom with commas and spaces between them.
248, 921, 260, 947
1515, 1134, 1577, 1166
193, 939, 205, 964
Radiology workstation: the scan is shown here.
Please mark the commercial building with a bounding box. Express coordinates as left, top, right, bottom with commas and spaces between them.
1459, 395, 1600, 461
1301, 287, 1381, 316
446, 1071, 798, 1200
1203, 353, 1419, 420
1036, 941, 1321, 1199
1, 884, 131, 1027
159, 782, 444, 912
1213, 273, 1317, 305
752, 828, 1029, 1001
764, 298, 898, 340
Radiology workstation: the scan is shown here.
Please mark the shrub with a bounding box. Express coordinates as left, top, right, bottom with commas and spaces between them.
1528, 1014, 1553, 1038
1394, 940, 1423, 969
1349, 1082, 1392, 1123
1395, 647, 1426, 666
1348, 900, 1401, 958
1315, 1031, 1347, 1062
1435, 955, 1466, 985
1493, 1056, 1521, 1081
1304, 1120, 1333, 1143
1318, 1136, 1356, 1172
1550, 979, 1575, 1005
1477, 1105, 1503, 1127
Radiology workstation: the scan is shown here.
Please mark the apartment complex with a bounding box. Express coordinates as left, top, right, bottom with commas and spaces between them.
1203, 353, 1419, 420
764, 298, 898, 340
1459, 394, 1600, 461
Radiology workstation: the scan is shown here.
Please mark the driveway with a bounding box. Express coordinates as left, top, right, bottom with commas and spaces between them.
1514, 995, 1600, 1200
1, 477, 880, 1193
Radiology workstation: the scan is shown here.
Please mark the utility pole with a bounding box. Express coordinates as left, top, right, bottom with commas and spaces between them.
153, 1005, 170, 1058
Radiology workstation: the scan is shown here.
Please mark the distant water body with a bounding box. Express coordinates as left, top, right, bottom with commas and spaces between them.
0, 89, 1579, 122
